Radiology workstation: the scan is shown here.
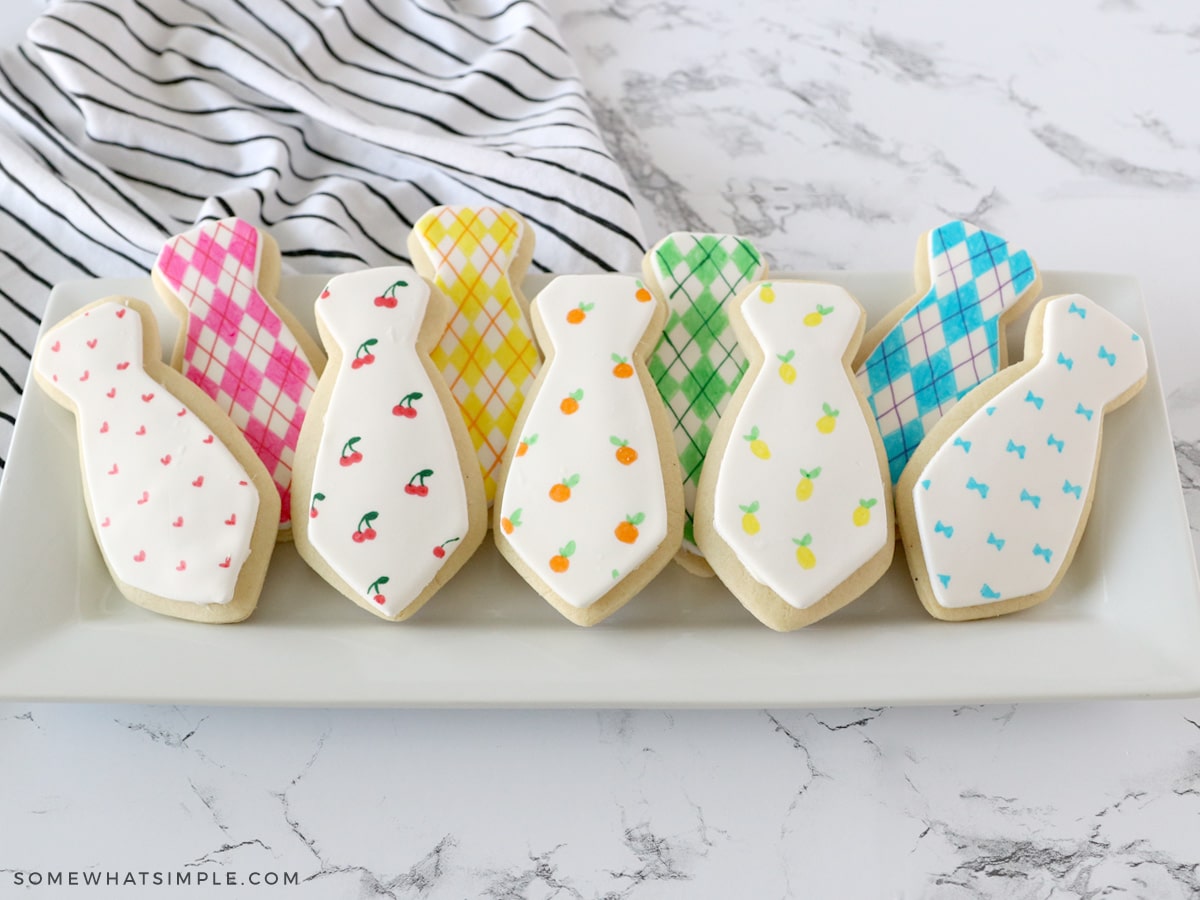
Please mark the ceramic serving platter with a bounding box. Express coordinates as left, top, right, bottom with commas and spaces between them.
0, 271, 1196, 707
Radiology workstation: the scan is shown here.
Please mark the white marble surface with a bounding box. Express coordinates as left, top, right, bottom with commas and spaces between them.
3, 0, 1200, 896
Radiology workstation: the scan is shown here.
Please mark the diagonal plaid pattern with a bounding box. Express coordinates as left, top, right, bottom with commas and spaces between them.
647, 233, 766, 550
856, 221, 1038, 484
156, 218, 318, 528
415, 206, 539, 504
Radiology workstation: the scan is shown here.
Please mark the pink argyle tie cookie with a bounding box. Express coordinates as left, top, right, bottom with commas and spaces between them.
153, 218, 324, 534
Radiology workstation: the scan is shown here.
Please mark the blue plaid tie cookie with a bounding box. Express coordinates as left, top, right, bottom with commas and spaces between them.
854, 221, 1041, 483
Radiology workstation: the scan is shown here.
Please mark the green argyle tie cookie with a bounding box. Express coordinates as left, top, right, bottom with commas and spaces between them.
645, 232, 767, 559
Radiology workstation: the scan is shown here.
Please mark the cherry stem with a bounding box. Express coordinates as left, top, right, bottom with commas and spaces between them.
439, 537, 460, 550
408, 468, 434, 487
381, 280, 408, 299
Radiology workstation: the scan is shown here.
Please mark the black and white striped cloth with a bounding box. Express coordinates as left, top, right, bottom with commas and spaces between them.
0, 0, 645, 466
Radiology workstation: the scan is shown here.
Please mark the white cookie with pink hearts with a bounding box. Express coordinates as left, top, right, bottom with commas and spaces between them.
33, 298, 280, 623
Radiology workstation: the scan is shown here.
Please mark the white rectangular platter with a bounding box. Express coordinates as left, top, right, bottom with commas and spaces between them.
0, 271, 1197, 707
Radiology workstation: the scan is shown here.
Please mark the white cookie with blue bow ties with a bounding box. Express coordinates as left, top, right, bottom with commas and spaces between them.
896, 294, 1147, 621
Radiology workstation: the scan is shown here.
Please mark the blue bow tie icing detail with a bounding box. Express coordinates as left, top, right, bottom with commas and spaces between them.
1057, 352, 1074, 371
1068, 301, 1087, 319
987, 532, 1005, 551
1025, 391, 1044, 410
953, 437, 972, 453
965, 476, 989, 498
1020, 489, 1041, 509
980, 584, 1002, 600
1075, 403, 1094, 421
1063, 479, 1082, 499
1006, 439, 1026, 459
1098, 345, 1116, 367
921, 479, 932, 490
1131, 333, 1141, 341
1047, 433, 1064, 453
938, 574, 951, 588
1032, 544, 1053, 563
934, 520, 954, 538
985, 406, 997, 416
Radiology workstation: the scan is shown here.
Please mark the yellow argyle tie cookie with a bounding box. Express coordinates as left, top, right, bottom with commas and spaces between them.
408, 206, 539, 503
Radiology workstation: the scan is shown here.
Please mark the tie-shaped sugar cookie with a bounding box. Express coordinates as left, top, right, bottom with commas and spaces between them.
644, 231, 767, 576
695, 282, 894, 630
897, 294, 1147, 621
407, 205, 538, 505
152, 217, 325, 537
493, 275, 683, 626
33, 299, 280, 623
291, 268, 487, 621
855, 221, 1041, 483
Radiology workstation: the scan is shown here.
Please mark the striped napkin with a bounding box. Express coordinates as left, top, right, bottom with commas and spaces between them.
0, 0, 645, 466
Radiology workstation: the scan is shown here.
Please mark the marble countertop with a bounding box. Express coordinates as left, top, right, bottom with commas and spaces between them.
3, 0, 1200, 896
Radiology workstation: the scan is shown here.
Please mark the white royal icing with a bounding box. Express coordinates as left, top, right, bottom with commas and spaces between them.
911, 294, 1146, 608
305, 268, 471, 617
711, 282, 889, 609
35, 301, 260, 604
497, 275, 667, 609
